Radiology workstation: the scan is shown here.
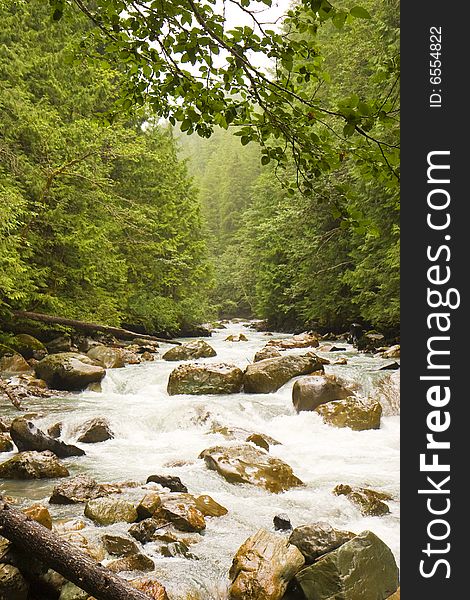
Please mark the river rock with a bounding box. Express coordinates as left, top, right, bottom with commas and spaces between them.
130, 578, 169, 600
23, 503, 53, 529
316, 397, 382, 430
47, 422, 63, 438
225, 333, 248, 342
58, 582, 88, 600
0, 433, 13, 452
374, 370, 400, 416
357, 332, 386, 352
129, 518, 164, 543
333, 357, 348, 365
86, 346, 126, 368
84, 497, 138, 525
387, 588, 400, 599
35, 353, 105, 391
10, 333, 47, 360
292, 375, 353, 412
229, 528, 305, 600
102, 534, 140, 556
294, 530, 399, 600
50, 474, 121, 504
46, 335, 73, 354
146, 474, 188, 493
107, 552, 154, 573
253, 346, 282, 362
163, 340, 216, 361
0, 564, 29, 600
199, 444, 303, 493
0, 450, 69, 479
377, 345, 400, 359
266, 333, 319, 350
156, 494, 206, 532
273, 514, 292, 531
379, 361, 400, 371
0, 353, 31, 375
333, 484, 391, 516
244, 353, 324, 394
167, 362, 244, 395
137, 492, 162, 520
289, 522, 355, 563
75, 417, 114, 443
194, 495, 228, 517
10, 418, 85, 457
159, 541, 195, 558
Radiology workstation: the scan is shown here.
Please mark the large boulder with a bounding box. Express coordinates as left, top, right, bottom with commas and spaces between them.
74, 417, 114, 443
10, 334, 47, 360
35, 353, 105, 391
84, 497, 138, 525
266, 333, 319, 350
294, 531, 399, 600
0, 564, 29, 600
86, 346, 126, 368
229, 528, 305, 600
10, 418, 85, 457
154, 494, 206, 533
292, 375, 354, 412
289, 522, 355, 563
199, 444, 303, 493
316, 397, 382, 431
333, 484, 391, 516
0, 353, 32, 375
253, 346, 282, 362
0, 451, 69, 479
50, 474, 121, 504
163, 340, 216, 361
244, 353, 324, 394
167, 363, 244, 395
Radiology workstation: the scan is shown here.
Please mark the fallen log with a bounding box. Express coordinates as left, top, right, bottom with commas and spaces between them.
12, 311, 181, 345
0, 499, 151, 600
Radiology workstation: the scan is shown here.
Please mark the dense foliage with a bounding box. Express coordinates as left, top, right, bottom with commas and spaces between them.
0, 0, 209, 334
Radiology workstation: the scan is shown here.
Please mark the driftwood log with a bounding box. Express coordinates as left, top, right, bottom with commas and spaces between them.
0, 499, 151, 600
12, 311, 181, 345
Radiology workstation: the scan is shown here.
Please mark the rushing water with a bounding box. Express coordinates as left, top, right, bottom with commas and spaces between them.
0, 322, 399, 599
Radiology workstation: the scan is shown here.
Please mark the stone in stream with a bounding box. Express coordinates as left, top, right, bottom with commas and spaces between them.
159, 541, 195, 558
0, 450, 69, 479
49, 474, 121, 504
294, 531, 399, 600
225, 333, 248, 342
84, 496, 138, 525
0, 433, 13, 452
47, 422, 63, 438
0, 564, 29, 600
316, 397, 382, 431
136, 492, 162, 520
129, 518, 166, 543
292, 375, 354, 413
101, 534, 140, 556
146, 474, 188, 493
333, 484, 392, 516
86, 345, 126, 368
156, 494, 206, 533
266, 333, 319, 350
229, 528, 305, 600
199, 444, 303, 493
10, 417, 85, 457
0, 353, 31, 375
167, 362, 244, 395
273, 514, 292, 531
379, 361, 400, 371
194, 494, 228, 517
22, 503, 53, 529
162, 340, 216, 361
289, 522, 355, 563
74, 417, 114, 443
107, 552, 155, 573
34, 352, 105, 391
253, 346, 282, 362
46, 335, 73, 354
244, 353, 324, 394
377, 344, 400, 359
10, 333, 47, 360
130, 578, 169, 600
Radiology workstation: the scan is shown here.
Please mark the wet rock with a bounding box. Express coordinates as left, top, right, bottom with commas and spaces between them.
58, 582, 88, 600
163, 340, 216, 361
229, 528, 305, 600
130, 578, 169, 600
316, 397, 382, 431
141, 351, 155, 361
357, 332, 386, 352
0, 353, 32, 375
244, 353, 324, 394
10, 418, 85, 457
0, 417, 12, 432
107, 552, 155, 573
194, 495, 228, 517
253, 346, 282, 362
47, 422, 63, 438
86, 346, 126, 368
0, 451, 69, 479
53, 519, 86, 533
377, 345, 400, 359
374, 370, 400, 416
35, 353, 105, 391
289, 522, 355, 563
273, 514, 292, 531
159, 541, 194, 558
121, 349, 141, 365
295, 531, 399, 600
84, 497, 138, 525
199, 444, 303, 493
129, 518, 166, 543
0, 433, 13, 452
146, 474, 188, 493
246, 433, 281, 450
46, 335, 72, 354
379, 361, 400, 371
156, 494, 206, 533
136, 492, 162, 520
167, 362, 244, 395
225, 333, 248, 342
292, 375, 353, 413
56, 531, 105, 562
23, 504, 53, 529
101, 534, 140, 556
0, 564, 29, 600
10, 334, 48, 360
333, 484, 391, 516
333, 357, 348, 365
75, 417, 114, 443
266, 333, 319, 350
50, 474, 121, 504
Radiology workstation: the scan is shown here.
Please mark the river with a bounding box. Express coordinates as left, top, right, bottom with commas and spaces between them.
0, 322, 400, 599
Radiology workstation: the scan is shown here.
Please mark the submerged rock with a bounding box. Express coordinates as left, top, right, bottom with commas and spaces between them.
101, 533, 140, 556
292, 375, 353, 412
229, 528, 305, 600
163, 340, 216, 361
35, 352, 105, 391
146, 474, 188, 493
50, 474, 121, 504
199, 444, 303, 493
244, 353, 324, 394
75, 417, 114, 443
316, 397, 382, 430
333, 484, 391, 516
0, 450, 69, 479
86, 346, 126, 368
167, 362, 244, 395
273, 514, 292, 531
289, 522, 355, 563
10, 418, 85, 457
84, 497, 138, 525
107, 552, 154, 573
294, 531, 399, 600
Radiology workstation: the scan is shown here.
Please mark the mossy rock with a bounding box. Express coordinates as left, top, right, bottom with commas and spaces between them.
10, 334, 47, 359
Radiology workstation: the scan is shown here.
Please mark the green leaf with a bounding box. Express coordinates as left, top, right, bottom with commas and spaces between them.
261, 155, 270, 165
350, 6, 372, 19
343, 123, 356, 137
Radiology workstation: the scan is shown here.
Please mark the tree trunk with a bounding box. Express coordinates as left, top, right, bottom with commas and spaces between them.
12, 311, 181, 345
0, 499, 150, 600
